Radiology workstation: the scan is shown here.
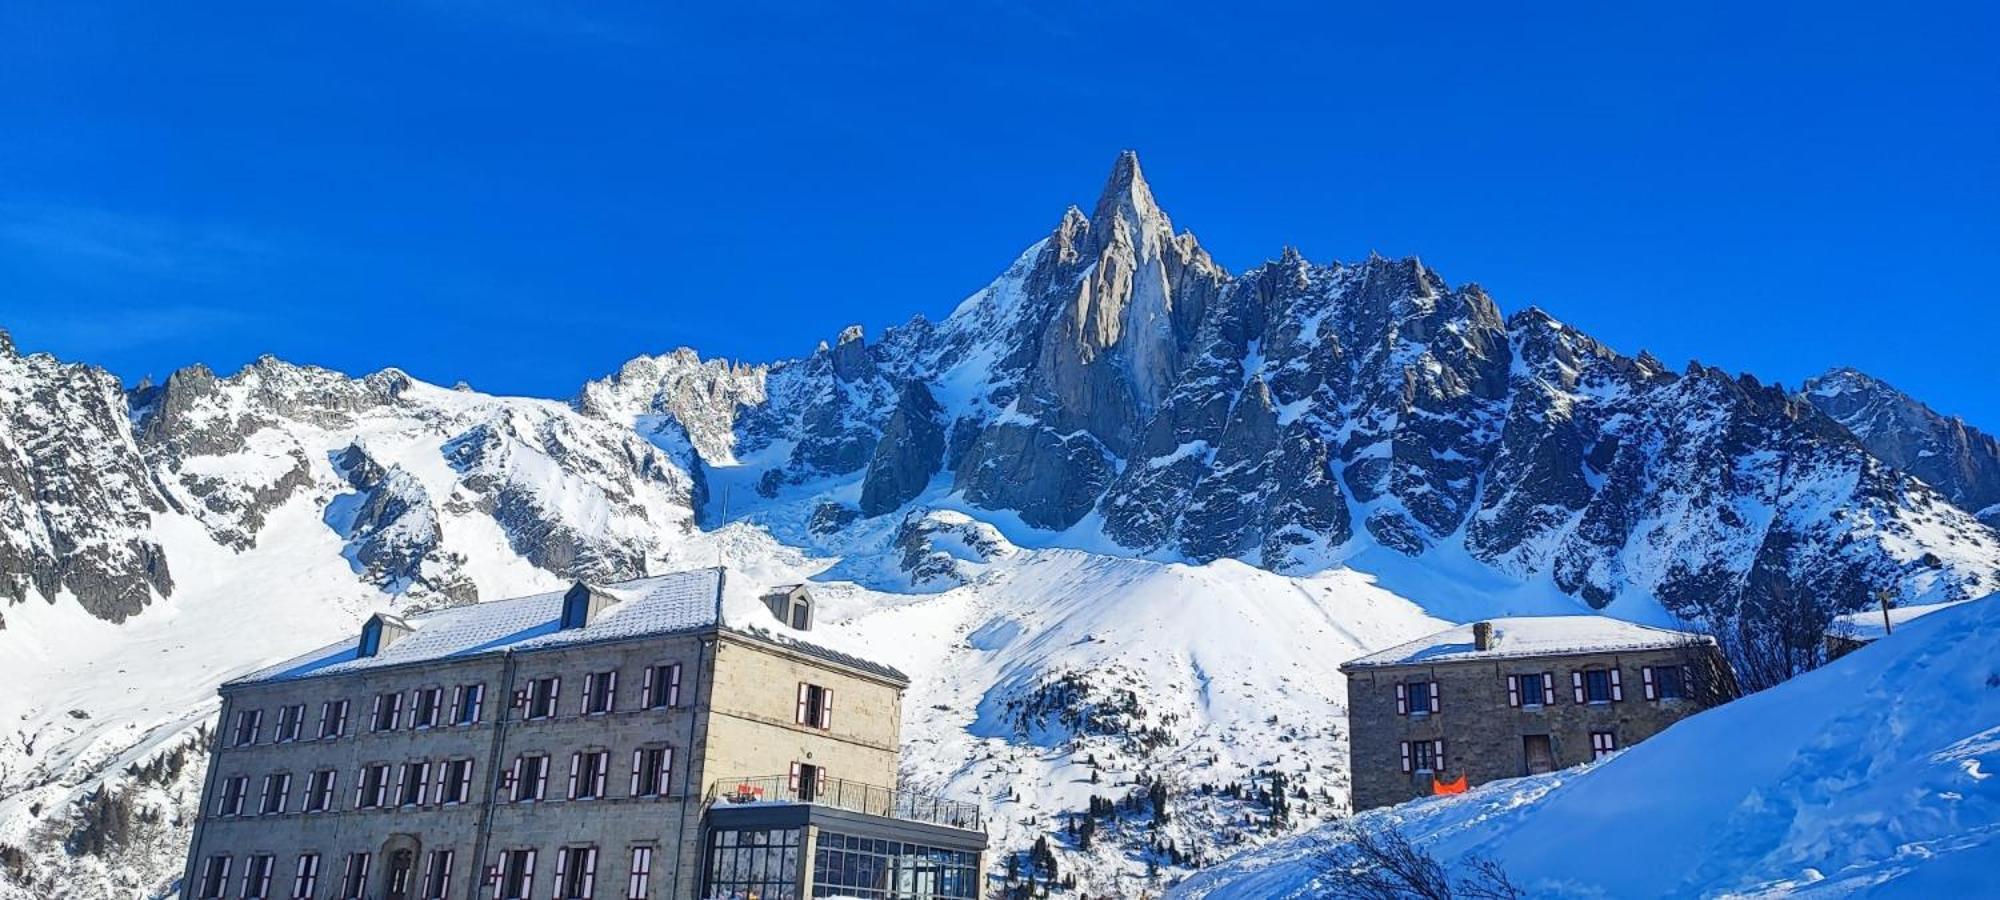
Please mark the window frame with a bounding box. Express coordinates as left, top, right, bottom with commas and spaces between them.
291, 852, 321, 900
795, 682, 833, 730
259, 771, 292, 815
626, 845, 653, 900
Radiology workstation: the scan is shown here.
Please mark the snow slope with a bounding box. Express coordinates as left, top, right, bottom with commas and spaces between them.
1173, 592, 2000, 898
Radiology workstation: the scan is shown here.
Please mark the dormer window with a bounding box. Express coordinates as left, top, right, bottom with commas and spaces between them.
356, 613, 412, 659
561, 582, 615, 631
762, 585, 814, 631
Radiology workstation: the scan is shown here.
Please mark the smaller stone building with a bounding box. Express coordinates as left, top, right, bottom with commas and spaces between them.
1340, 616, 1729, 811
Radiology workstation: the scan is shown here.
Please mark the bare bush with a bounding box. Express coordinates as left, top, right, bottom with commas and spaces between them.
1312, 822, 1522, 900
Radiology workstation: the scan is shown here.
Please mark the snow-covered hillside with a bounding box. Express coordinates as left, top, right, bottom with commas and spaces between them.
1173, 593, 2000, 898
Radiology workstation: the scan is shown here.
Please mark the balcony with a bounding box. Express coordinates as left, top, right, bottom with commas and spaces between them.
706, 774, 984, 832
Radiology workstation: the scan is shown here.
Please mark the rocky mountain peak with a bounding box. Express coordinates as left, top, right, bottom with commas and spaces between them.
1087, 149, 1171, 254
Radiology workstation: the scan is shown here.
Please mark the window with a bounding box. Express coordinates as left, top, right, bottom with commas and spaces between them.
275, 704, 306, 742
788, 762, 824, 802
400, 761, 432, 806
1575, 667, 1623, 703
452, 683, 485, 726
216, 775, 248, 817
372, 691, 404, 731
291, 853, 321, 900
521, 676, 561, 720
498, 849, 537, 900
318, 699, 349, 740
795, 683, 832, 730
1644, 664, 1687, 701
412, 687, 444, 728
582, 671, 618, 715
630, 746, 673, 798
641, 664, 681, 709
304, 769, 337, 813
705, 829, 801, 900
1396, 680, 1439, 716
259, 772, 291, 815
554, 845, 597, 899
569, 750, 609, 800
807, 830, 982, 900
439, 757, 476, 805
197, 855, 231, 899
231, 709, 263, 747
625, 846, 652, 900
507, 754, 550, 802
1590, 730, 1618, 760
338, 853, 371, 900
1399, 740, 1445, 774
242, 853, 275, 900
422, 848, 454, 900
356, 763, 391, 809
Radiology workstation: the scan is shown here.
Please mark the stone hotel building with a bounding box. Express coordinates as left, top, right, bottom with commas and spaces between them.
180, 567, 986, 900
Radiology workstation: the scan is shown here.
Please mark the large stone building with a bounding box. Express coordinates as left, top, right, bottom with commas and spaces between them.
1339, 616, 1730, 811
180, 568, 985, 900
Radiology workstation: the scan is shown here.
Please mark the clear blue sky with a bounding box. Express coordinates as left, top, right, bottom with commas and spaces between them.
2, 2, 1995, 427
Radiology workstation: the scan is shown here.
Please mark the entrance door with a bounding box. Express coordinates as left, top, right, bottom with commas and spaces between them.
1523, 735, 1555, 775
384, 849, 415, 900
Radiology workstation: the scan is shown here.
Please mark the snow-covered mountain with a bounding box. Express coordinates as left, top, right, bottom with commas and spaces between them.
1804, 367, 2000, 528
2, 152, 1998, 898
1171, 591, 2000, 898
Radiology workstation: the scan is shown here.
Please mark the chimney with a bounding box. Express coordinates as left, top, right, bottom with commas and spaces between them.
1473, 621, 1494, 652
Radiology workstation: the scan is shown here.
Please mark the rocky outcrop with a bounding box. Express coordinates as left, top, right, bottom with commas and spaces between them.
859, 381, 946, 516
575, 348, 766, 465
0, 332, 171, 622
1805, 367, 2000, 527
892, 508, 1017, 590
326, 443, 474, 604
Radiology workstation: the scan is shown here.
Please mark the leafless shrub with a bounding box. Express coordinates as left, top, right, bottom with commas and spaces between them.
1312, 821, 1522, 900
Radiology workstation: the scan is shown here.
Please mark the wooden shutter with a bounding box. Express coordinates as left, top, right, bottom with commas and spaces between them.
661, 747, 674, 796
549, 677, 561, 717
789, 762, 802, 790
1433, 739, 1445, 770
1641, 666, 1656, 700
469, 685, 483, 722
369, 695, 382, 732
534, 757, 549, 800
436, 761, 451, 802
1542, 672, 1556, 706
1399, 741, 1411, 773
582, 847, 596, 898
819, 688, 834, 729
668, 664, 682, 706
796, 683, 809, 724
593, 753, 607, 797
1427, 681, 1440, 714
505, 758, 522, 800
630, 749, 643, 796
352, 770, 366, 809
567, 753, 581, 800
553, 849, 567, 899
640, 667, 654, 708
1609, 667, 1624, 701
1395, 682, 1408, 715
1506, 674, 1520, 707
451, 686, 464, 725
605, 671, 618, 712
460, 760, 475, 803
1572, 670, 1585, 703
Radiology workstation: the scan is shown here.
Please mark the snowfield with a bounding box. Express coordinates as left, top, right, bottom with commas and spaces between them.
1172, 592, 2000, 898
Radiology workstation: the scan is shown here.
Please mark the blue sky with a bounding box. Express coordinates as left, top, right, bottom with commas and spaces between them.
2, 2, 1995, 427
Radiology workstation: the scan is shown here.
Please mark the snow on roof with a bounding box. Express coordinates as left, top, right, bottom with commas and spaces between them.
228, 568, 906, 687
1829, 599, 1970, 642
1339, 615, 1708, 671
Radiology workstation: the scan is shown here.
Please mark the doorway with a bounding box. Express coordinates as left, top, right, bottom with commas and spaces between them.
384, 848, 415, 900
1523, 735, 1555, 775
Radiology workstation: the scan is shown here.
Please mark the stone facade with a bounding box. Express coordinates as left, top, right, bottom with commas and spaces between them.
1343, 635, 1724, 811
179, 574, 977, 900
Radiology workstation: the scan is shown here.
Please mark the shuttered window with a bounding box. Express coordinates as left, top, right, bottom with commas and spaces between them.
796, 683, 832, 729
641, 663, 682, 709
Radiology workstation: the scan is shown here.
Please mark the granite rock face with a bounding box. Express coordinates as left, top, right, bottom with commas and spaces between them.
859, 381, 946, 517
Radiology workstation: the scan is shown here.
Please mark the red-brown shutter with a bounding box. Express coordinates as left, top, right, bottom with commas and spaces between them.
796, 683, 809, 724
1641, 666, 1656, 700
788, 762, 802, 790
640, 667, 655, 708
819, 688, 834, 729
1609, 667, 1624, 702
1506, 675, 1520, 707
1395, 682, 1408, 715
668, 664, 682, 707
1542, 672, 1556, 705
1572, 670, 1585, 703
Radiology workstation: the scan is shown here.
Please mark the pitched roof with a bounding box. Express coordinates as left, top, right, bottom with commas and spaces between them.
1339, 615, 1708, 671
227, 568, 907, 687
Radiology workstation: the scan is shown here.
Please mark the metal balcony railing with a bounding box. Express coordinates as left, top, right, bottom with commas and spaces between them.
706, 774, 983, 832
